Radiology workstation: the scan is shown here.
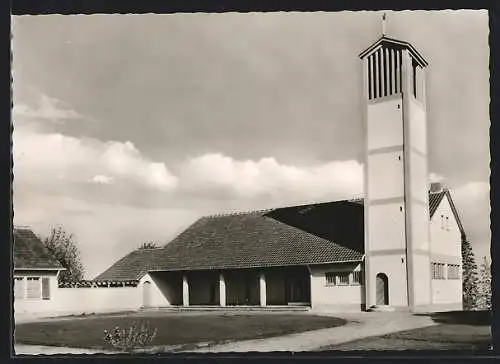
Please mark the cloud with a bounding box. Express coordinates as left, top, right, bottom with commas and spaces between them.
179, 153, 364, 204
90, 175, 114, 185
429, 172, 444, 183
449, 181, 490, 257
13, 125, 178, 193
13, 92, 93, 124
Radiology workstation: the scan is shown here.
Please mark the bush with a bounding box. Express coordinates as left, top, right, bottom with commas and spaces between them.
103, 321, 158, 352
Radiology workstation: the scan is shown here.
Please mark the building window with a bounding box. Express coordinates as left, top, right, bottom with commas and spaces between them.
325, 272, 352, 286
445, 216, 450, 231
431, 262, 445, 280
14, 277, 25, 300
42, 277, 51, 300
448, 264, 460, 280
352, 271, 363, 285
440, 215, 445, 229
26, 277, 41, 299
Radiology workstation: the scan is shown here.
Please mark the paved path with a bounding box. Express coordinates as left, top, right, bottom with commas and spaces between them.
188, 312, 437, 352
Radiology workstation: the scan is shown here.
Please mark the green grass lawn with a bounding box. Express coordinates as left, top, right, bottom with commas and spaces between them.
15, 312, 347, 350
326, 311, 492, 351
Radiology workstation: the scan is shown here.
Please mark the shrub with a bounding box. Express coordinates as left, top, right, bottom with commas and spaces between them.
103, 321, 158, 352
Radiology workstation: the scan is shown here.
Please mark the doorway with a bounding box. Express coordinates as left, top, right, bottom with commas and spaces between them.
142, 281, 152, 307
376, 273, 389, 305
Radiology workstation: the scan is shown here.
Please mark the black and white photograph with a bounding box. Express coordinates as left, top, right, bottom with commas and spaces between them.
11, 10, 491, 354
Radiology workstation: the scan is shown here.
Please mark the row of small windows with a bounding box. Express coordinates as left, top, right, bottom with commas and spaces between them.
14, 276, 51, 300
431, 263, 460, 280
325, 271, 363, 286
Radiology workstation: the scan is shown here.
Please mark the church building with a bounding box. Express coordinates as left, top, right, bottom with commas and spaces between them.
96, 29, 466, 313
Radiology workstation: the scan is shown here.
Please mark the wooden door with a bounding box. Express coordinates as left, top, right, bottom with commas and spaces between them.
376, 273, 389, 305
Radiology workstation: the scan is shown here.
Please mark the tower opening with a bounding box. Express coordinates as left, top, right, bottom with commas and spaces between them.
367, 45, 403, 100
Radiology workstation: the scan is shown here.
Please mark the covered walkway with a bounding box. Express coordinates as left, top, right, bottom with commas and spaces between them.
145, 266, 311, 308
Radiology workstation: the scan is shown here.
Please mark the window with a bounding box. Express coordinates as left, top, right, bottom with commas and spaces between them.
42, 277, 51, 300
445, 216, 450, 231
431, 262, 445, 280
325, 272, 352, 286
448, 264, 460, 280
26, 277, 41, 299
352, 271, 363, 285
14, 277, 25, 300
440, 215, 445, 229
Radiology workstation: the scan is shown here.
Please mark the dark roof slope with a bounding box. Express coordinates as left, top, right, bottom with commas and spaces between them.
95, 248, 165, 281
14, 228, 63, 270
96, 191, 465, 280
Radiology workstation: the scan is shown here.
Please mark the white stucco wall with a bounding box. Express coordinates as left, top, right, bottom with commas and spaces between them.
367, 255, 408, 307
14, 272, 159, 320
310, 263, 364, 312
367, 96, 403, 150
429, 196, 463, 307
408, 98, 427, 155
411, 203, 431, 252
14, 270, 60, 316
52, 286, 143, 315
140, 273, 173, 307
430, 196, 462, 259
412, 254, 432, 305
409, 151, 428, 203
367, 152, 405, 200
368, 203, 406, 251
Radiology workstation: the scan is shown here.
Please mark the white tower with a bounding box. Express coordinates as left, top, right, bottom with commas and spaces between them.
359, 24, 432, 311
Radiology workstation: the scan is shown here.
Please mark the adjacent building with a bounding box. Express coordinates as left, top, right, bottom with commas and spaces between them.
13, 227, 65, 316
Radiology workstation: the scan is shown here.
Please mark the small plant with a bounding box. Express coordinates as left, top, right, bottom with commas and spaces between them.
103, 321, 158, 352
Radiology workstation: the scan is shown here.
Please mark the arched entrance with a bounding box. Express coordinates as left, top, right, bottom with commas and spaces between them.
142, 281, 152, 307
376, 273, 389, 305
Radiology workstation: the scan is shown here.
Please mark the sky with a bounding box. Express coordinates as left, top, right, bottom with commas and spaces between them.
11, 11, 490, 278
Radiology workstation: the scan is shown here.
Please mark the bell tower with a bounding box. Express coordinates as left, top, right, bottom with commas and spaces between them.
359, 18, 432, 311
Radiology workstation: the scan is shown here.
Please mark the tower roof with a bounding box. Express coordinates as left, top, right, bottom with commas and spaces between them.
359, 36, 428, 67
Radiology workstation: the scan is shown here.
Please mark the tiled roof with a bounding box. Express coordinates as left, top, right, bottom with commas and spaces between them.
429, 190, 446, 218
95, 248, 166, 280
14, 228, 64, 270
95, 200, 364, 280
96, 191, 465, 280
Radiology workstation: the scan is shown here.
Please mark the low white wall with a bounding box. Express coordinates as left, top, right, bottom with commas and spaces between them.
310, 263, 364, 312
15, 286, 143, 320
53, 286, 143, 315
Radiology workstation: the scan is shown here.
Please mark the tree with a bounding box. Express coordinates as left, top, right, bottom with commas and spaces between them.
477, 256, 492, 310
139, 241, 159, 249
461, 236, 479, 310
42, 226, 85, 284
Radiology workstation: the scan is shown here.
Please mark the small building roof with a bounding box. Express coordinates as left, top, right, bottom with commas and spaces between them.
95, 190, 465, 281
14, 228, 64, 270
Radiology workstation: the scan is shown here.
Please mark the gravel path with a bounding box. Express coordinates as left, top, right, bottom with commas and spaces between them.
187, 312, 437, 352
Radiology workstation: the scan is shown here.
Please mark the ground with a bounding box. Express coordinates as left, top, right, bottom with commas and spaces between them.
321, 311, 492, 351
14, 310, 492, 354
14, 311, 346, 352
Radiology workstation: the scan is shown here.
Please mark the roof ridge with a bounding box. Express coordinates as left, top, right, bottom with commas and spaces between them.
203, 199, 364, 219
204, 208, 275, 219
